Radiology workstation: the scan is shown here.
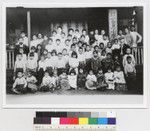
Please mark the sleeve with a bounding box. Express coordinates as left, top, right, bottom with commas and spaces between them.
23, 78, 27, 87
23, 61, 26, 72
124, 65, 128, 75
132, 55, 136, 66
13, 78, 18, 88
136, 32, 142, 43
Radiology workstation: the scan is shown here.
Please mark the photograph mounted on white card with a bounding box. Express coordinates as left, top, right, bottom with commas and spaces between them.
1, 3, 147, 108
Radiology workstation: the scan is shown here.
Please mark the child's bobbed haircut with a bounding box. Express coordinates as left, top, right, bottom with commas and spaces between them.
71, 51, 78, 58
30, 46, 36, 50
29, 52, 34, 57
69, 69, 76, 75
126, 55, 132, 60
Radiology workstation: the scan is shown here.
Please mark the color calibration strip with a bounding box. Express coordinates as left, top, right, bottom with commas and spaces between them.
34, 112, 116, 131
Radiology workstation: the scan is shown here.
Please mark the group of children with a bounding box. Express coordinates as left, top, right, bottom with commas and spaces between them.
12, 25, 141, 94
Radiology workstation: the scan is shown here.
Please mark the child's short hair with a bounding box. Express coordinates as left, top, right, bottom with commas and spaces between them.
69, 69, 76, 75
99, 42, 104, 46
107, 52, 112, 56
62, 48, 67, 52
71, 51, 78, 58
65, 39, 70, 42
30, 46, 36, 50
48, 38, 53, 41
67, 34, 72, 37
82, 42, 87, 47
126, 56, 132, 60
94, 45, 99, 50
57, 26, 62, 29
68, 28, 74, 32
75, 29, 79, 32
71, 44, 76, 48
17, 71, 23, 74
56, 39, 60, 42
52, 30, 57, 34
61, 32, 65, 35
81, 35, 85, 38
82, 29, 86, 32
93, 50, 98, 54
29, 52, 34, 57
114, 38, 118, 42
79, 47, 83, 50
58, 52, 62, 55
44, 71, 50, 76
17, 52, 23, 56
115, 65, 121, 70
51, 49, 57, 54
107, 66, 112, 71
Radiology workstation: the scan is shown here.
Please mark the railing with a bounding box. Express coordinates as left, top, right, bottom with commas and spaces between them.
132, 46, 143, 65
6, 46, 143, 69
6, 49, 15, 69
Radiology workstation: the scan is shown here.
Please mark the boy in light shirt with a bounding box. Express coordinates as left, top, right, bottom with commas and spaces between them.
78, 47, 86, 69
45, 38, 54, 53
26, 53, 37, 74
55, 53, 66, 76
54, 39, 63, 53
14, 53, 26, 78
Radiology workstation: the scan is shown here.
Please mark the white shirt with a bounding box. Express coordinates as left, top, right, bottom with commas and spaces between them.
106, 48, 112, 54
26, 59, 37, 69
38, 60, 46, 71
45, 44, 54, 52
68, 75, 77, 88
111, 44, 120, 50
30, 39, 39, 48
69, 58, 79, 68
114, 71, 126, 84
55, 58, 66, 68
45, 58, 55, 68
84, 51, 93, 59
123, 54, 135, 67
86, 74, 97, 82
14, 60, 26, 72
78, 53, 86, 62
124, 63, 136, 75
26, 76, 37, 83
13, 77, 27, 88
42, 76, 55, 85
105, 72, 114, 82
23, 36, 28, 46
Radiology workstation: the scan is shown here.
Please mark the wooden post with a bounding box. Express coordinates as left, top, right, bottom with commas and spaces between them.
27, 11, 31, 48
108, 9, 118, 41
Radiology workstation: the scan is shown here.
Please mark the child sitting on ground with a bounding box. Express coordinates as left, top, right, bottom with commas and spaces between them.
96, 69, 108, 91
12, 71, 27, 94
68, 69, 77, 90
77, 68, 86, 89
85, 70, 97, 90
40, 71, 55, 92
26, 71, 37, 93
104, 67, 115, 90
59, 69, 69, 90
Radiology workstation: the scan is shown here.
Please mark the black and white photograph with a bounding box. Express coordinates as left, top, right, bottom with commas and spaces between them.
2, 4, 146, 108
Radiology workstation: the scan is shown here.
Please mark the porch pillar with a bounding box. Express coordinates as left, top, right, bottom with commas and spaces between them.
108, 9, 118, 41
27, 11, 31, 47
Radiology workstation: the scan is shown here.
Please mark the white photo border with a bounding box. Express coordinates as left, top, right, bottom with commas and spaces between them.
1, 2, 148, 109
